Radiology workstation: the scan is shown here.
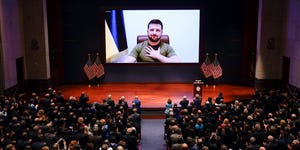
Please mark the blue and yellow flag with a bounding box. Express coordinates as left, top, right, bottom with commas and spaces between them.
105, 10, 128, 63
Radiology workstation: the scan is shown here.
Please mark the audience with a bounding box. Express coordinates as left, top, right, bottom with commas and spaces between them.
0, 90, 141, 150
1, 87, 300, 150
165, 89, 300, 150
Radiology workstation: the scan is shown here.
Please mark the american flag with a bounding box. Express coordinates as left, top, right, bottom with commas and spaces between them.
83, 54, 96, 80
212, 53, 223, 79
92, 53, 105, 78
201, 53, 213, 78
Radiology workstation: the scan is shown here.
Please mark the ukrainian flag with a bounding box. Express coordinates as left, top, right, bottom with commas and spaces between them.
105, 10, 128, 63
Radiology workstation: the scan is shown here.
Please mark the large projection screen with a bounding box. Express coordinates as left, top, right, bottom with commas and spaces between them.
105, 9, 200, 63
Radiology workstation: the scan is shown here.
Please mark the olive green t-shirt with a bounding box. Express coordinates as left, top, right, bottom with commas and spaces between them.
128, 41, 177, 62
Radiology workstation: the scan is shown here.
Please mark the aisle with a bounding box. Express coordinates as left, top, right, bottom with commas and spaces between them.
140, 119, 166, 150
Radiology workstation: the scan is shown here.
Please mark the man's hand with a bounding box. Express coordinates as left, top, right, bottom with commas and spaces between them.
145, 46, 161, 59
144, 45, 180, 63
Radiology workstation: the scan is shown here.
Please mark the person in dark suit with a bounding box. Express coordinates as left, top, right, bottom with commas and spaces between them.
215, 92, 224, 105
31, 134, 46, 150
121, 127, 139, 150
116, 96, 129, 112
245, 137, 260, 150
193, 94, 202, 109
79, 91, 89, 108
128, 108, 141, 138
30, 92, 39, 105
42, 93, 51, 112
265, 135, 278, 150
55, 90, 65, 107
179, 96, 189, 110
105, 94, 116, 109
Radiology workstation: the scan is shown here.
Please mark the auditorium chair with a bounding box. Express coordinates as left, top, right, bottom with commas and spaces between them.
137, 35, 170, 44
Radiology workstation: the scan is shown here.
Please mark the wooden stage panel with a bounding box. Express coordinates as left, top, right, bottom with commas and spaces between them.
56, 83, 255, 108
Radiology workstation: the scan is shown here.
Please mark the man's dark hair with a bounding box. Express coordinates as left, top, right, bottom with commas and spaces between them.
148, 19, 163, 29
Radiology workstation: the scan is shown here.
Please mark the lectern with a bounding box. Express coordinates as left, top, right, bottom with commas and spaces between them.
193, 80, 204, 97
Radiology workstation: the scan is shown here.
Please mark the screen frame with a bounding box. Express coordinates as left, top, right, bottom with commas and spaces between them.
100, 6, 205, 66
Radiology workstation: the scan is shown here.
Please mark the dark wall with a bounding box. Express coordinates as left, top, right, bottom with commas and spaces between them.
50, 0, 256, 84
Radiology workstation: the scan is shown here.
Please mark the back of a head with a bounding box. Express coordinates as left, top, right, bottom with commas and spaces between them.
181, 143, 188, 150
254, 123, 261, 131
126, 127, 133, 134
220, 144, 228, 150
258, 146, 266, 150
73, 144, 82, 150
132, 108, 137, 113
69, 140, 79, 149
52, 143, 59, 150
116, 145, 125, 150
5, 144, 15, 150
250, 137, 256, 144
40, 146, 50, 150
267, 135, 274, 142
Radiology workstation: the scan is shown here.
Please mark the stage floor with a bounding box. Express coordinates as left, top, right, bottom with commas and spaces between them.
55, 83, 255, 108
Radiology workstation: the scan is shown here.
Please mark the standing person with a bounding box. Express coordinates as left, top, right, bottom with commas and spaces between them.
43, 93, 52, 112
215, 92, 224, 105
121, 128, 139, 150
116, 96, 129, 111
128, 108, 142, 138
106, 94, 115, 106
122, 19, 180, 63
105, 94, 116, 112
30, 92, 39, 105
55, 90, 65, 107
79, 91, 89, 108
132, 96, 141, 114
204, 97, 213, 109
179, 96, 189, 110
193, 94, 202, 109
164, 98, 173, 116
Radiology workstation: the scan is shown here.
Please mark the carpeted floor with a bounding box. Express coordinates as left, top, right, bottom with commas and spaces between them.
140, 119, 166, 150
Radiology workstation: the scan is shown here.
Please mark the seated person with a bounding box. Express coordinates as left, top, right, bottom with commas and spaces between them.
122, 19, 180, 63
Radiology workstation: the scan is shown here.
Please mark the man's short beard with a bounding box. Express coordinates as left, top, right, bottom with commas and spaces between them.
148, 35, 161, 43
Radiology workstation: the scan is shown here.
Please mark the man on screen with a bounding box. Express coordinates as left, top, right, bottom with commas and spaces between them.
122, 19, 180, 63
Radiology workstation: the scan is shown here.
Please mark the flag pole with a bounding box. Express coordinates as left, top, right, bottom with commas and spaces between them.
83, 53, 93, 88
88, 53, 92, 88
96, 53, 100, 88
201, 52, 212, 87
213, 53, 217, 88
205, 53, 209, 87
212, 52, 223, 88
93, 52, 105, 87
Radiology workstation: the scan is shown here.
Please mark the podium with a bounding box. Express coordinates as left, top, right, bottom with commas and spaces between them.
193, 80, 204, 97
